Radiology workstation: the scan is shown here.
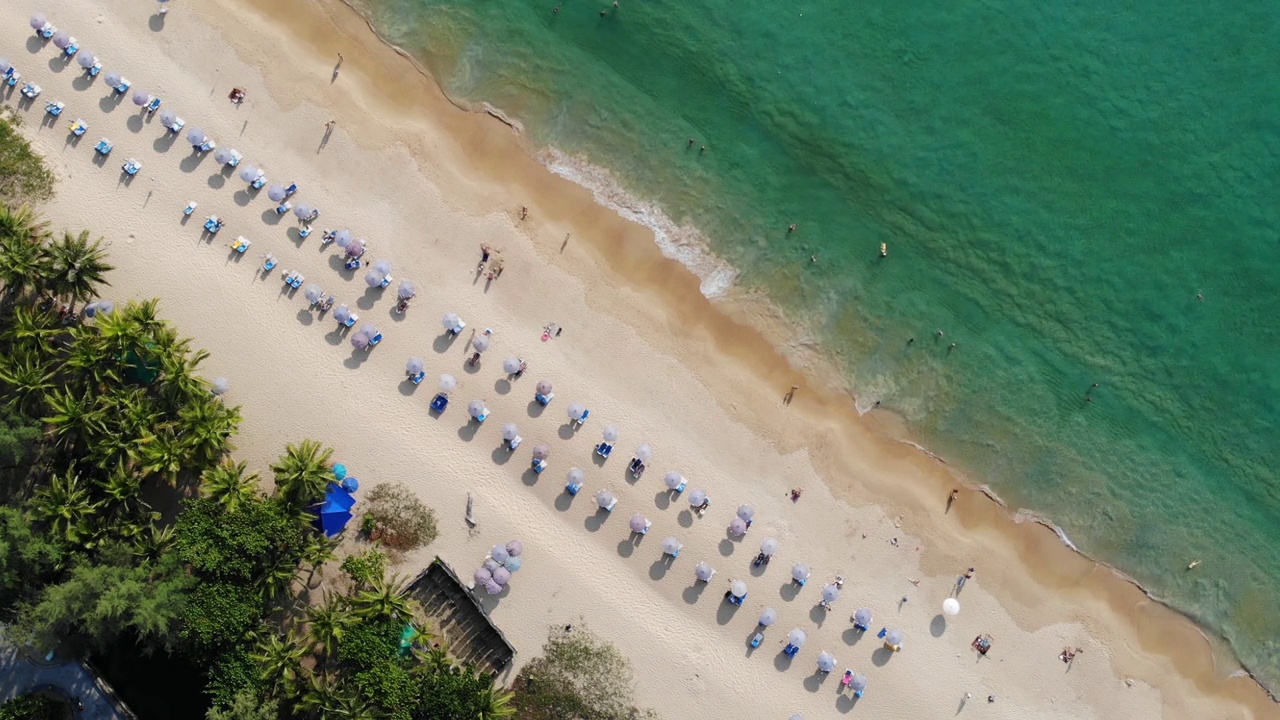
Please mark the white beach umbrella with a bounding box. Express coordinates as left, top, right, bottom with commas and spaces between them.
567, 402, 586, 420
104, 71, 123, 87
566, 467, 585, 485
210, 377, 230, 395
694, 561, 715, 581
730, 580, 748, 598
346, 241, 366, 258
633, 443, 654, 462
491, 545, 510, 564
662, 537, 682, 555
760, 537, 780, 556
821, 584, 840, 603
52, 31, 72, 49
472, 335, 490, 353
602, 425, 619, 443
406, 357, 425, 375
629, 514, 649, 533
365, 269, 385, 287
334, 229, 353, 246
238, 165, 259, 182
850, 673, 868, 693
816, 652, 837, 673
438, 374, 457, 392
758, 608, 778, 626
885, 628, 904, 647
595, 490, 616, 509
373, 258, 392, 276
350, 331, 371, 350
728, 517, 748, 536
663, 471, 684, 490
76, 51, 96, 69
736, 504, 755, 522
854, 608, 873, 627
473, 567, 492, 585
536, 379, 553, 395
213, 147, 234, 164
397, 280, 417, 300
791, 563, 810, 582
303, 284, 325, 304
687, 489, 707, 507
267, 184, 288, 202
502, 356, 522, 374
332, 305, 352, 324
467, 400, 488, 419
0, 59, 8, 75
441, 312, 460, 331
483, 581, 502, 595
294, 203, 315, 221
502, 423, 520, 441
942, 598, 960, 616
186, 128, 206, 145
790, 715, 804, 720
159, 109, 177, 127
358, 322, 379, 339
532, 444, 551, 460
787, 628, 807, 647
131, 89, 151, 106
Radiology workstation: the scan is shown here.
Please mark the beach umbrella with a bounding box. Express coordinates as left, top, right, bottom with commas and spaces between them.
850, 673, 868, 693
358, 322, 379, 338
567, 402, 586, 420
294, 203, 315, 220
483, 581, 502, 595
790, 716, 804, 720
567, 467, 584, 485
787, 628, 807, 647
504, 556, 523, 571
506, 540, 524, 557
467, 400, 487, 419
439, 374, 457, 392
441, 312, 460, 331
187, 128, 206, 146
364, 269, 385, 287
663, 471, 684, 490
532, 443, 550, 460
473, 567, 492, 585
30, 14, 47, 29
213, 147, 234, 164
335, 235, 353, 250
633, 443, 653, 462
373, 259, 392, 276
491, 545, 510, 564
472, 335, 490, 353
131, 89, 151, 106
333, 464, 348, 480
816, 652, 837, 673
335, 229, 353, 246
502, 356, 522, 374
687, 489, 707, 507
332, 305, 352, 324
729, 580, 747, 599
104, 70, 122, 87
502, 423, 520, 441
885, 628, 904, 647
661, 537, 682, 555
483, 558, 500, 572
595, 490, 616, 509
0, 59, 7, 75
694, 561, 715, 581
536, 379, 553, 395
350, 332, 371, 350
397, 280, 417, 299
238, 164, 259, 182
304, 284, 324, 303
854, 608, 872, 627
341, 477, 359, 492
760, 537, 780, 556
791, 563, 810, 582
728, 517, 748, 536
629, 514, 649, 533
602, 425, 620, 443
406, 357, 425, 375
758, 608, 778, 626
85, 300, 114, 317
159, 110, 177, 127
76, 51, 96, 69
492, 566, 512, 586
346, 241, 366, 258
211, 377, 230, 395
942, 598, 960, 616
267, 184, 287, 202
822, 584, 840, 603
52, 31, 72, 49
736, 504, 755, 522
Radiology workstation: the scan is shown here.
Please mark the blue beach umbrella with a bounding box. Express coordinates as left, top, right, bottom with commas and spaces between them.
333, 463, 348, 480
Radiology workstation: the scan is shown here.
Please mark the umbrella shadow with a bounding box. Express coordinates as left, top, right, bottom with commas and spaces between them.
682, 582, 707, 605
64, 133, 84, 150
718, 538, 736, 557
342, 349, 371, 370
772, 650, 794, 672
71, 74, 95, 92
809, 604, 829, 627
525, 400, 545, 418
930, 614, 947, 637
463, 357, 482, 374
47, 56, 68, 73
126, 114, 144, 134
260, 208, 285, 225
676, 509, 694, 528
803, 672, 830, 693
179, 151, 208, 173
295, 308, 314, 326
356, 285, 380, 310
493, 378, 511, 395
616, 539, 635, 559
648, 557, 673, 581
591, 451, 609, 468
233, 188, 255, 207
870, 647, 894, 667
324, 328, 346, 347
778, 582, 801, 601
433, 332, 458, 354
149, 13, 166, 33
207, 173, 226, 190
91, 151, 107, 169
716, 596, 742, 626
98, 93, 122, 113
749, 560, 770, 578
553, 489, 577, 512
457, 420, 480, 442
841, 627, 864, 646
26, 36, 44, 54
398, 378, 420, 397
520, 467, 540, 487
117, 170, 137, 188
490, 445, 514, 466
836, 694, 858, 713
557, 423, 575, 440
652, 491, 672, 511
152, 131, 177, 153
584, 507, 610, 532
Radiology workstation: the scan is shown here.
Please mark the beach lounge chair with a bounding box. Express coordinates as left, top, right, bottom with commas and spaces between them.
369, 332, 383, 346
251, 175, 267, 189
122, 159, 142, 176
409, 370, 425, 385
595, 442, 614, 458
289, 274, 304, 289
284, 183, 298, 197
45, 101, 64, 117
783, 643, 800, 658
344, 258, 363, 271
166, 117, 185, 133
727, 591, 745, 605
448, 320, 467, 336
751, 633, 763, 649
113, 78, 130, 94
204, 216, 223, 233
321, 230, 336, 245
94, 138, 113, 155
65, 40, 79, 57
21, 83, 40, 99
628, 458, 646, 479
275, 201, 292, 215
600, 496, 618, 512
379, 274, 392, 289
535, 391, 555, 406
320, 296, 335, 312
4, 69, 19, 87
298, 227, 312, 238
68, 119, 88, 137
571, 409, 590, 427
40, 24, 56, 39
197, 140, 216, 153
230, 236, 251, 253
532, 458, 548, 474
794, 576, 808, 587
225, 150, 242, 167
262, 255, 277, 272
841, 670, 853, 689
184, 201, 198, 215
146, 96, 162, 114
505, 435, 522, 451
342, 313, 358, 328
85, 61, 101, 77
566, 479, 583, 495
430, 394, 449, 413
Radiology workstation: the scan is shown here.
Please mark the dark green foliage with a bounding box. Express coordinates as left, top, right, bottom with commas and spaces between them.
205, 647, 267, 710
512, 626, 655, 720
340, 550, 386, 591
0, 116, 55, 205
415, 666, 511, 720
206, 688, 278, 720
179, 582, 261, 655
174, 498, 306, 584
0, 692, 64, 720
0, 410, 38, 473
0, 506, 65, 613
337, 616, 402, 671
352, 662, 416, 720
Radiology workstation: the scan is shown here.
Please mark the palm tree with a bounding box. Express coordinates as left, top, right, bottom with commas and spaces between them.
4, 305, 60, 357
97, 460, 149, 517
137, 428, 187, 485
257, 554, 301, 604
300, 535, 338, 587
28, 470, 100, 545
132, 523, 175, 563
43, 387, 106, 453
42, 230, 113, 311
0, 204, 50, 304
271, 439, 335, 509
473, 679, 516, 720
351, 575, 417, 622
297, 674, 376, 720
0, 347, 56, 415
305, 595, 353, 664
177, 395, 241, 470
200, 459, 260, 510
251, 630, 309, 697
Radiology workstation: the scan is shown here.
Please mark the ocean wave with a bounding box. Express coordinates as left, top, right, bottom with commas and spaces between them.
538, 148, 738, 299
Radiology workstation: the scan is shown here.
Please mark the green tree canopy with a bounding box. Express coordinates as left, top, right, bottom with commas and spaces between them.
174, 497, 306, 585
513, 626, 655, 720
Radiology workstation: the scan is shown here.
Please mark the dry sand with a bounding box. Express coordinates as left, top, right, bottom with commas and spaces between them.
2, 0, 1276, 717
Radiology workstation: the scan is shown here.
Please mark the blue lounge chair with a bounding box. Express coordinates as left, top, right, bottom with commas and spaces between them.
409, 371, 425, 385
474, 410, 488, 423
168, 117, 185, 134
876, 628, 887, 639
40, 25, 56, 40
251, 175, 266, 189
184, 201, 198, 216
783, 643, 800, 658
572, 409, 590, 426
68, 119, 88, 137
113, 78, 130, 94
122, 159, 142, 176
369, 332, 383, 346
197, 140, 215, 153
275, 201, 291, 215
21, 83, 40, 99
431, 394, 449, 413
204, 216, 223, 233
595, 442, 614, 458
263, 256, 277, 272
566, 480, 583, 495
379, 274, 392, 289
284, 183, 298, 197
225, 150, 242, 167
4, 69, 19, 87
728, 591, 745, 605
146, 96, 161, 114
448, 320, 468, 335
45, 101, 64, 117
230, 237, 251, 253
794, 577, 807, 587
506, 435, 522, 451
65, 42, 79, 57
86, 62, 101, 77
628, 458, 646, 479
750, 633, 763, 648
535, 392, 555, 406
532, 459, 548, 474
853, 621, 869, 632
298, 227, 312, 238
94, 138, 113, 155
343, 314, 358, 328
344, 258, 363, 271
289, 274, 304, 290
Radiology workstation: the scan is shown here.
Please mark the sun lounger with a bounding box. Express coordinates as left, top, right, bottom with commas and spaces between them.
94, 138, 113, 155
263, 256, 277, 272
595, 442, 614, 458
369, 332, 383, 346
629, 458, 646, 479
64, 41, 79, 57
204, 216, 223, 233
448, 320, 467, 335
21, 83, 40, 99
342, 313, 357, 328
113, 78, 130, 94
45, 101, 64, 116
751, 633, 763, 648
571, 409, 590, 427
409, 371, 425, 385
162, 117, 183, 134
289, 274, 304, 289
251, 175, 266, 189
535, 392, 554, 406
184, 201, 198, 215
783, 643, 800, 658
197, 140, 216, 153
4, 69, 19, 87
506, 435, 522, 451
794, 576, 807, 587
344, 258, 363, 271
230, 236, 251, 253
68, 120, 88, 136
146, 96, 162, 114
728, 591, 745, 605
284, 183, 298, 197
601, 497, 618, 512
321, 230, 336, 245
121, 159, 142, 176
566, 480, 583, 495
36, 23, 55, 39
86, 62, 101, 77
225, 150, 242, 167
532, 458, 548, 474
430, 394, 449, 413
474, 410, 488, 423
298, 227, 312, 238
275, 201, 291, 215
379, 274, 392, 289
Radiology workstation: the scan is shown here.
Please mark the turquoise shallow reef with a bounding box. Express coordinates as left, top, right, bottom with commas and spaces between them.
353, 0, 1280, 686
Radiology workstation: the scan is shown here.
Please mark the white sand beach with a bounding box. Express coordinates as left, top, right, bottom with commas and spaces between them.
2, 0, 1275, 717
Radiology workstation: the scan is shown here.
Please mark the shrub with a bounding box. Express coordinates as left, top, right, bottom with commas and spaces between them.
0, 693, 64, 720
0, 113, 55, 205
512, 625, 655, 720
340, 550, 387, 590
363, 484, 438, 551
337, 616, 402, 671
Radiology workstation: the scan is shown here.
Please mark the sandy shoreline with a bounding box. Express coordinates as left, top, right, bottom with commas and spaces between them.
3, 0, 1276, 717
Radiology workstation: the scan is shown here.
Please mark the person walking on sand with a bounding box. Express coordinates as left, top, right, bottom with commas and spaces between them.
955, 567, 974, 594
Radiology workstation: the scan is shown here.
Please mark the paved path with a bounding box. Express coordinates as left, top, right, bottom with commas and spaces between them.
0, 643, 132, 720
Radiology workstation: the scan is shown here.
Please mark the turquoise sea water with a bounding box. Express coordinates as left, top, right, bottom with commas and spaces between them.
354, 0, 1280, 686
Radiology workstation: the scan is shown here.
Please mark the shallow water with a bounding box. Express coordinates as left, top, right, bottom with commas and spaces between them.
356, 0, 1280, 686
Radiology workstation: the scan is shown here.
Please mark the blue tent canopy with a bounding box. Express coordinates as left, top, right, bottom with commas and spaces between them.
315, 482, 356, 537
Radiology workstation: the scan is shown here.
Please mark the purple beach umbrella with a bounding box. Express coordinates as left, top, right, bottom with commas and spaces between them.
76, 52, 96, 69
52, 31, 72, 49
474, 567, 492, 585
267, 184, 287, 202
505, 540, 524, 557
492, 567, 512, 586
131, 89, 151, 106
30, 14, 48, 30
